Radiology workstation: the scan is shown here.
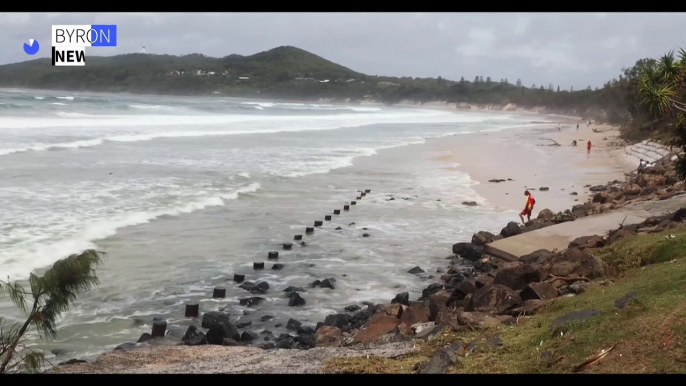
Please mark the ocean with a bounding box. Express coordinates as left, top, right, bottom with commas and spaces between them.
0, 88, 550, 362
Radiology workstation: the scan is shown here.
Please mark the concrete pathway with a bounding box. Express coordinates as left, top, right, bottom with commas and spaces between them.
484, 194, 686, 261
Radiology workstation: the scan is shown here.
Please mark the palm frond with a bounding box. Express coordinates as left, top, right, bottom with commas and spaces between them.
678, 47, 686, 65
0, 281, 28, 313
31, 250, 102, 339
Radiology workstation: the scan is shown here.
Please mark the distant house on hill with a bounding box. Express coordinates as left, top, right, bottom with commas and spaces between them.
377, 81, 400, 88
238, 76, 250, 80
319, 79, 329, 83
294, 77, 316, 82
207, 72, 216, 76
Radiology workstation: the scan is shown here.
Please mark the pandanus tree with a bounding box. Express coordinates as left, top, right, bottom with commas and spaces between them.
0, 250, 103, 374
638, 48, 686, 179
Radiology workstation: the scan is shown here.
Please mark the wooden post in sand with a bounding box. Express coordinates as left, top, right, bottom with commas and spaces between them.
151, 320, 167, 338
334, 209, 341, 215
294, 234, 303, 240
253, 262, 264, 270
351, 201, 357, 205
344, 205, 350, 211
361, 192, 366, 197
185, 303, 199, 317
283, 243, 292, 250
325, 215, 332, 221
233, 274, 245, 283
306, 227, 314, 234
314, 220, 323, 226
356, 196, 362, 200
268, 251, 279, 259
213, 288, 226, 298
365, 189, 371, 193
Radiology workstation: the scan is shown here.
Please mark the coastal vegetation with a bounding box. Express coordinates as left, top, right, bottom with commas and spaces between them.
0, 250, 103, 373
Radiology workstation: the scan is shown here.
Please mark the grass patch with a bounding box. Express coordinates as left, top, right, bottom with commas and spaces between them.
596, 227, 686, 273
322, 230, 686, 374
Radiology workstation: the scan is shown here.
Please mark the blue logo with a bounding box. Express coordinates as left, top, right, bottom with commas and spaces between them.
23, 39, 39, 55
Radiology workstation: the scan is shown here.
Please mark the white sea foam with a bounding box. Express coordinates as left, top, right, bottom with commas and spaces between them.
0, 182, 261, 281
56, 96, 75, 100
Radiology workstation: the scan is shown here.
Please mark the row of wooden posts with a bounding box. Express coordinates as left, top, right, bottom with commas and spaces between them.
147, 189, 372, 339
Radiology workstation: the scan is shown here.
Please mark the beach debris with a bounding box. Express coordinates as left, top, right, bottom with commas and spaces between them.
539, 187, 550, 191
488, 179, 507, 183
462, 201, 478, 206
573, 342, 620, 373
539, 138, 561, 146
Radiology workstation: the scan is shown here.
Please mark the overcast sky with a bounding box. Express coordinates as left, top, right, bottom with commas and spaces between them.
1, 12, 684, 90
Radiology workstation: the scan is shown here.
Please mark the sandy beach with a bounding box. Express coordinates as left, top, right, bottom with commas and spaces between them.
432, 118, 635, 218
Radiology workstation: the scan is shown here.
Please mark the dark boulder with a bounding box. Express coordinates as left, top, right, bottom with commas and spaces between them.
520, 282, 559, 301
114, 342, 137, 351
493, 262, 546, 291
288, 292, 306, 306
500, 222, 522, 238
283, 286, 306, 294
452, 242, 472, 255
345, 305, 361, 312
276, 337, 295, 349
421, 283, 444, 300
202, 311, 231, 330
589, 185, 608, 192
181, 325, 207, 346
239, 281, 257, 292
236, 321, 252, 329
520, 249, 554, 265
260, 315, 274, 322
462, 201, 478, 206
472, 231, 497, 246
239, 297, 265, 307
470, 284, 522, 315
391, 292, 410, 306
450, 280, 478, 301
324, 313, 352, 329
350, 305, 377, 329
137, 333, 153, 343
320, 278, 336, 289
408, 266, 425, 274
462, 245, 483, 261
286, 319, 302, 331
240, 330, 258, 342
250, 281, 270, 294
205, 318, 240, 345
59, 359, 87, 366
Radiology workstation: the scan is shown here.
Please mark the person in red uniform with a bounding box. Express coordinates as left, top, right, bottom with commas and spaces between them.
519, 190, 535, 225
587, 140, 592, 154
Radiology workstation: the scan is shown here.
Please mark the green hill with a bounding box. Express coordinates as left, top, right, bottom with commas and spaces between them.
0, 45, 640, 126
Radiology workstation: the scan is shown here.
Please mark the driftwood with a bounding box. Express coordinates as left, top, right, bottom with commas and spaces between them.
546, 274, 591, 284
592, 128, 612, 133
539, 138, 561, 146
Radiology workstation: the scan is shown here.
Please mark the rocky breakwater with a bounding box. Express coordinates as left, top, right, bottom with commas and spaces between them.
53, 152, 686, 373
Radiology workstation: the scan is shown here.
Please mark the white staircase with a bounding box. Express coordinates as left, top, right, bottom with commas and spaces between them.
624, 140, 673, 164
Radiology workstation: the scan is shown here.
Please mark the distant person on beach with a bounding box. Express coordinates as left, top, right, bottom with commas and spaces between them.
587, 140, 592, 154
558, 123, 561, 131
571, 140, 577, 146
577, 123, 579, 130
519, 190, 536, 225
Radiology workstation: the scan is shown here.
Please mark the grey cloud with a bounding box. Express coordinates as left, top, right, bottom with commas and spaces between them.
0, 12, 684, 90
